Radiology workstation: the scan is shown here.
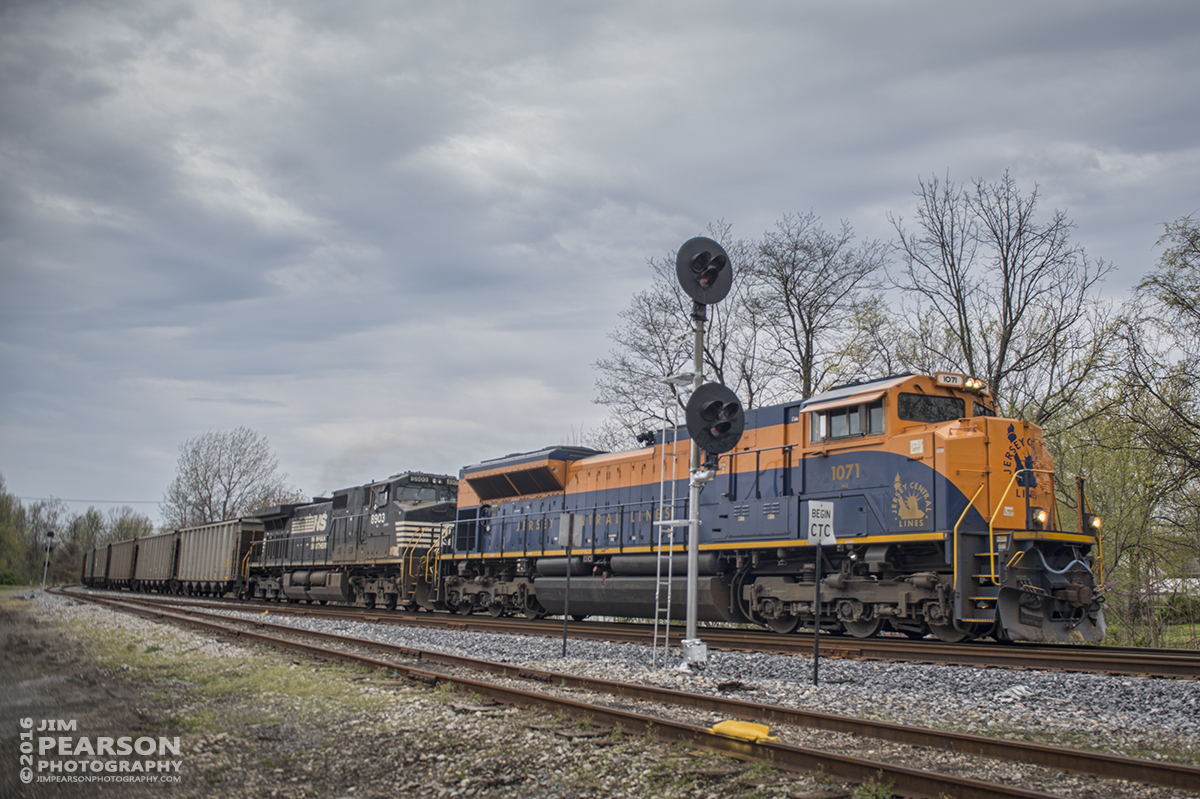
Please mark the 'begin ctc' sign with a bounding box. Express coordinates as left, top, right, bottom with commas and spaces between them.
806, 501, 836, 546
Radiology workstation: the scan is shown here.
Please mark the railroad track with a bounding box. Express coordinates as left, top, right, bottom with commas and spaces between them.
58, 588, 1200, 797
67, 587, 1200, 680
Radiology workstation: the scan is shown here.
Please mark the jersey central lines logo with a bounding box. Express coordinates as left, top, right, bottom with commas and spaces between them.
892, 473, 931, 527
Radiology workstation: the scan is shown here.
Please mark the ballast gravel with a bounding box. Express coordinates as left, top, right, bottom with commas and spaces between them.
224, 606, 1200, 766
20, 590, 1200, 799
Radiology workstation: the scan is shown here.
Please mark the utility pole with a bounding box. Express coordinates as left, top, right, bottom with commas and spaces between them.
40, 530, 55, 591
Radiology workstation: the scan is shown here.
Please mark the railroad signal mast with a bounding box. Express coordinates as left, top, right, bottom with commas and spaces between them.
673, 237, 745, 671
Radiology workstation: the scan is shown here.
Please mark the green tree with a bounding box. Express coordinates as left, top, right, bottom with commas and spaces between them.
0, 475, 29, 583
1122, 215, 1200, 485
21, 498, 68, 583
1048, 399, 1175, 645
1112, 215, 1200, 644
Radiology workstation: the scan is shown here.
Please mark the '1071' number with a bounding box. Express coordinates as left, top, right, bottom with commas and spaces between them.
831, 463, 860, 481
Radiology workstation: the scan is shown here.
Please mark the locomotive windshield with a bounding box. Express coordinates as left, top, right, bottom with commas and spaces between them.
397, 485, 443, 502
898, 393, 965, 423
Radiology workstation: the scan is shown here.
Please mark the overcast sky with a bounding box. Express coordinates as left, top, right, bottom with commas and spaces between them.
2, 1, 1198, 526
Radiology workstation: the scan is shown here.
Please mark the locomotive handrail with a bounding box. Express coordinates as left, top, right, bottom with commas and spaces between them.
428, 524, 454, 583
951, 484, 987, 593
986, 467, 1054, 585
240, 545, 258, 580
1080, 483, 1105, 589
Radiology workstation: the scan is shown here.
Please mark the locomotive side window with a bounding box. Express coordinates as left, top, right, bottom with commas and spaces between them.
373, 486, 389, 509
973, 401, 995, 417
898, 393, 965, 423
811, 398, 885, 443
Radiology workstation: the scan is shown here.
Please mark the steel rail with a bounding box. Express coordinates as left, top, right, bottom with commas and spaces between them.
66, 590, 1200, 793
60, 590, 1078, 799
65, 587, 1200, 678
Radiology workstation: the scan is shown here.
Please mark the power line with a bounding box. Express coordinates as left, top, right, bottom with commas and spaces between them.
18, 496, 160, 505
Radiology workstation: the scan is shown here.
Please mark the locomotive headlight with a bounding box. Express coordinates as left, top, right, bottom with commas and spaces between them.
1083, 513, 1102, 532
1031, 507, 1049, 530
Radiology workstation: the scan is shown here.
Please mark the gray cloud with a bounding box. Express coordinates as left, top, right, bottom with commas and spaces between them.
2, 0, 1198, 523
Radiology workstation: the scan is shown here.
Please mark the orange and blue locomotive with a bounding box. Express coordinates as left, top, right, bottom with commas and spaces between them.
446, 371, 1105, 643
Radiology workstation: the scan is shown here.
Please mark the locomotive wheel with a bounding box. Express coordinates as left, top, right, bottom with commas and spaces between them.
765, 614, 802, 634
928, 622, 970, 643
384, 594, 397, 611
488, 603, 505, 618
841, 618, 884, 638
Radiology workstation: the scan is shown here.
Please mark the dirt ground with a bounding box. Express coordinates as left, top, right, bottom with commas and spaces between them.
1, 592, 172, 799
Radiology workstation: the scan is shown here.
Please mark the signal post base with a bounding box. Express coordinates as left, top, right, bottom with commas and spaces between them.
678, 638, 708, 672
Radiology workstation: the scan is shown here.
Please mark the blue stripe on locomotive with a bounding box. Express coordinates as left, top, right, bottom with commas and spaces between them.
460, 448, 986, 556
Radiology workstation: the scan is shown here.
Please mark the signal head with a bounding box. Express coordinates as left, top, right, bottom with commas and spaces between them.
676, 237, 733, 305
685, 382, 745, 458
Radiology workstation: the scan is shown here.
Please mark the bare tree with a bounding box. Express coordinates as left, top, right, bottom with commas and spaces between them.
105, 506, 155, 541
823, 295, 915, 385
750, 212, 887, 398
161, 427, 306, 528
889, 171, 1117, 423
592, 223, 778, 446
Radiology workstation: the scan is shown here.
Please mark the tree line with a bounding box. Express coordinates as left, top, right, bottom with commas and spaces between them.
0, 476, 155, 586
591, 171, 1198, 647
0, 427, 304, 587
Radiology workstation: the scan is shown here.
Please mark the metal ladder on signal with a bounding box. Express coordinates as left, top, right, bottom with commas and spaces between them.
651, 419, 685, 666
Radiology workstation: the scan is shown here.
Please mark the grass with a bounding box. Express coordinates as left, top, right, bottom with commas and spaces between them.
66, 610, 391, 735
1101, 617, 1200, 649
